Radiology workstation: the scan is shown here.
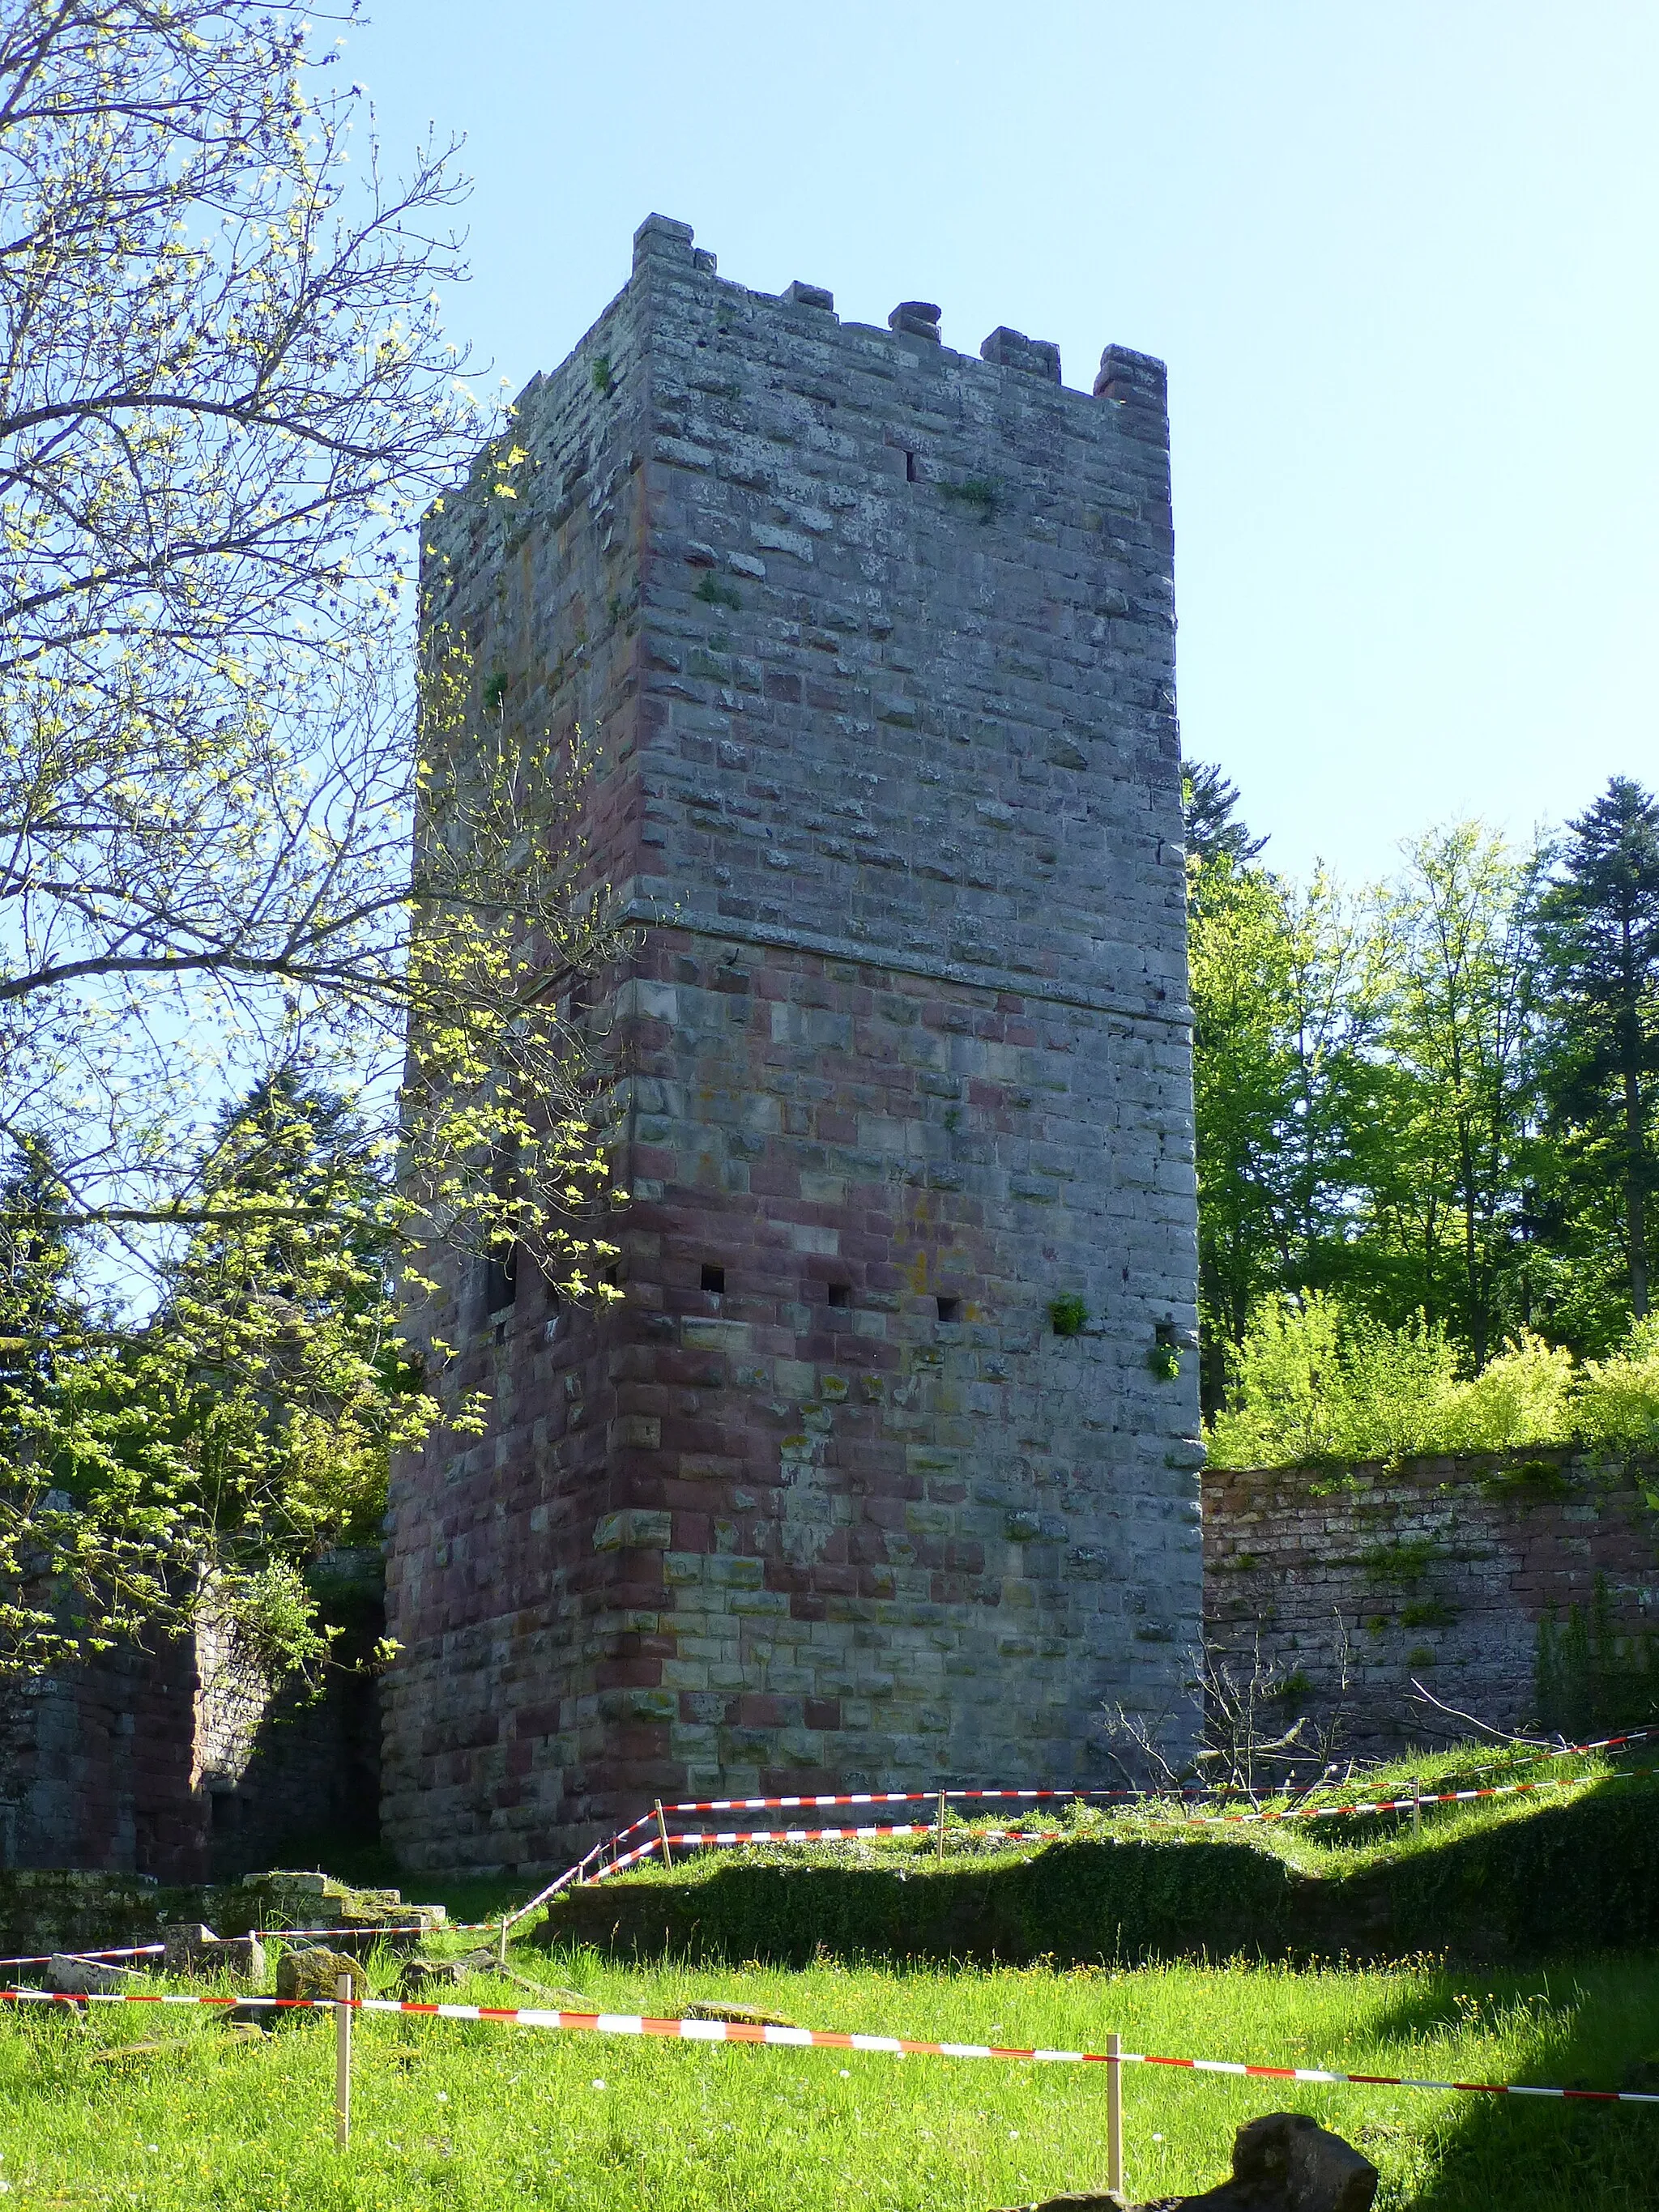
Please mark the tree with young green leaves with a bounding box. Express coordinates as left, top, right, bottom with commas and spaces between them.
1188, 855, 1296, 1390
1369, 823, 1547, 1366
1188, 835, 1392, 1407
0, 1077, 433, 1676
0, 2, 625, 1677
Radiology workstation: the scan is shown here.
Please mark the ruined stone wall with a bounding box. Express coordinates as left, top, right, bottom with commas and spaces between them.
1204, 1449, 1659, 1755
2, 1561, 383, 1880
0, 1639, 203, 1880
383, 215, 1202, 1873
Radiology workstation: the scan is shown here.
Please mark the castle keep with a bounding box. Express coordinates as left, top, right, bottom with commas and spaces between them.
382, 215, 1204, 1873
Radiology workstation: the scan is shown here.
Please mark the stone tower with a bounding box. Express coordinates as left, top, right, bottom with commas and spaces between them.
382, 215, 1202, 1873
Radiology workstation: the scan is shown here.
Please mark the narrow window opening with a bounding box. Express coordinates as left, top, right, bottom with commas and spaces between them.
827, 1282, 851, 1311
484, 1241, 518, 1316
904, 450, 918, 483
935, 1294, 961, 1323
701, 1262, 726, 1295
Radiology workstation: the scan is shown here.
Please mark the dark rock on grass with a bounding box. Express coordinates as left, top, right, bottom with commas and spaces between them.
995, 2113, 1378, 2212
275, 1946, 361, 2008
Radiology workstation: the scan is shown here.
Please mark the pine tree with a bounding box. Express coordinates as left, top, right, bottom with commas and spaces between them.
1537, 778, 1659, 1323
1182, 761, 1269, 868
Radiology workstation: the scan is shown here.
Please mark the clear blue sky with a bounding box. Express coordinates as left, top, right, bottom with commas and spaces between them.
352, 0, 1657, 885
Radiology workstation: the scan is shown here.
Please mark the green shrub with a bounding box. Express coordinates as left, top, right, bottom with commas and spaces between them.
1573, 1315, 1659, 1453
1328, 1310, 1458, 1458
1206, 1293, 1455, 1466
1437, 1332, 1576, 1451
1204, 1292, 1345, 1466
1206, 1298, 1659, 1471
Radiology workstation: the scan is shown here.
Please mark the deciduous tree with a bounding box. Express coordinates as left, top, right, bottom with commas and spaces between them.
0, 2, 624, 1673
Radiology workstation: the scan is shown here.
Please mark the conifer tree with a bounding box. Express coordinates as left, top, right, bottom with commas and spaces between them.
1537, 777, 1659, 1324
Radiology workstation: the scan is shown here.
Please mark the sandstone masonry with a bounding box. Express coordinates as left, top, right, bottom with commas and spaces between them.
382, 216, 1205, 1873
1205, 1448, 1659, 1754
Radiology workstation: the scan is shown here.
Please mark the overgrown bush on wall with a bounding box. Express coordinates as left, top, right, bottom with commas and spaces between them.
1205, 1294, 1659, 1472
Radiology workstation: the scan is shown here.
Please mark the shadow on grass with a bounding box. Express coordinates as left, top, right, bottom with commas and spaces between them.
1351, 1954, 1659, 2211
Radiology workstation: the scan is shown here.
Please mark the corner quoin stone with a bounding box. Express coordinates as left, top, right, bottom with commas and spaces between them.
382, 215, 1202, 1873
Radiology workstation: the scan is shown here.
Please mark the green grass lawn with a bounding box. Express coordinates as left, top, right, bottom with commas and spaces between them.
4, 1941, 1658, 2209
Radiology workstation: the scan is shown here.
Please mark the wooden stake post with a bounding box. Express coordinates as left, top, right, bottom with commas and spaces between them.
335, 1971, 354, 2149
1106, 2030, 1124, 2198
936, 1788, 947, 1860
655, 1799, 673, 1868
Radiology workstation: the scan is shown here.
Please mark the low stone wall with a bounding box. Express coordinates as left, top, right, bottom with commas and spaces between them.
1202, 1447, 1659, 1756
0, 1867, 444, 1959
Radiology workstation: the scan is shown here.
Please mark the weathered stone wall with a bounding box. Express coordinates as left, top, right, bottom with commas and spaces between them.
1204, 1449, 1659, 1754
1, 1559, 384, 1880
384, 215, 1203, 1873
191, 1554, 384, 1879
0, 1639, 203, 1879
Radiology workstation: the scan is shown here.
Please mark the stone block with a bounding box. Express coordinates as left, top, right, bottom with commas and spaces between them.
275, 1947, 361, 2009
706, 1556, 764, 1590
46, 1954, 147, 1995
594, 1510, 674, 1553
162, 1924, 266, 1981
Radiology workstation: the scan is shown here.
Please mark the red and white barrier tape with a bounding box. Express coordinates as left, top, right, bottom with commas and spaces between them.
0, 1943, 165, 1971
606, 1731, 1659, 1832
592, 1775, 1644, 1864
1187, 1766, 1653, 1827
660, 1824, 1063, 1849
4, 1986, 1655, 2107
500, 1842, 609, 1930
539, 1760, 1657, 1910
29, 1727, 1653, 1967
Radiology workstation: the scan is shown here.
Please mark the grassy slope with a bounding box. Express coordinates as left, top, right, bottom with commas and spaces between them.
3, 1943, 1657, 2210
547, 1763, 1659, 1969
6, 1746, 1655, 2206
